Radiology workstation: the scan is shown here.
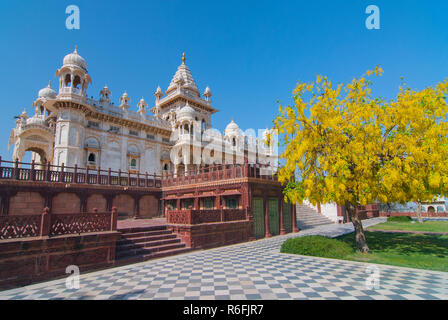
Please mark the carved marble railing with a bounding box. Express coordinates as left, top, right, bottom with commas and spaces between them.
0, 157, 162, 188
0, 207, 118, 240
166, 208, 249, 225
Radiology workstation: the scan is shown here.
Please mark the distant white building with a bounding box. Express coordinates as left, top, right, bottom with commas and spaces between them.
9, 48, 276, 174
422, 197, 447, 213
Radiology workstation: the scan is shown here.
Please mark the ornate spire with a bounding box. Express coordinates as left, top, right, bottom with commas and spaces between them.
166, 54, 199, 95
137, 97, 148, 115
74, 45, 78, 53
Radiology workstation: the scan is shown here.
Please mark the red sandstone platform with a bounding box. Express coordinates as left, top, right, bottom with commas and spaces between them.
117, 218, 167, 230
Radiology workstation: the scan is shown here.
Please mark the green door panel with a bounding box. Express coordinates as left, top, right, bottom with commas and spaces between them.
268, 198, 279, 236
252, 197, 264, 239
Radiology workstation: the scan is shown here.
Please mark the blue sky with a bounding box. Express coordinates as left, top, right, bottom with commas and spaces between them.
0, 0, 447, 161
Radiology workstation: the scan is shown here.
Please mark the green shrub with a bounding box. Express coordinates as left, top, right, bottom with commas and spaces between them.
280, 235, 353, 259
387, 216, 413, 222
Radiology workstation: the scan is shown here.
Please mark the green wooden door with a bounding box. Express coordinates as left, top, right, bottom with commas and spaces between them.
283, 202, 292, 233
252, 197, 264, 239
268, 198, 279, 236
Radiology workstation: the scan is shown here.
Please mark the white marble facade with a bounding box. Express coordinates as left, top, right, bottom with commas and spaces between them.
9, 48, 277, 175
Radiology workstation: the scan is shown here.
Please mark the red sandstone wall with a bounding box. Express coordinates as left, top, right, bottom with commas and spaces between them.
87, 194, 107, 212
9, 192, 45, 215
139, 195, 159, 218
52, 192, 80, 214
0, 232, 120, 290
380, 211, 448, 218
112, 194, 134, 217
170, 220, 254, 249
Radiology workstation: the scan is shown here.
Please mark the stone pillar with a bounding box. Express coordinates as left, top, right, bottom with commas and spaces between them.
79, 193, 88, 213
216, 195, 221, 209
194, 197, 199, 210
279, 195, 285, 235
161, 199, 166, 217
105, 194, 114, 212
292, 203, 299, 232
133, 195, 140, 219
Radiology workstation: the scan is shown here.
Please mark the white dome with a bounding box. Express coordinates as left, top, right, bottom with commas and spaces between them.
38, 83, 57, 99
63, 46, 87, 70
178, 103, 195, 119
225, 119, 240, 136
27, 116, 46, 126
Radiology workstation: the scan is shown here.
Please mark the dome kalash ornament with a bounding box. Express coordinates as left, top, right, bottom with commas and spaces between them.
62, 45, 87, 70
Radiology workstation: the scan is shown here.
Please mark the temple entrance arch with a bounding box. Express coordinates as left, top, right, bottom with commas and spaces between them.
23, 147, 49, 168
9, 122, 54, 166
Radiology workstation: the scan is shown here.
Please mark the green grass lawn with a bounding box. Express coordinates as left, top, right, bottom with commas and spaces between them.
336, 231, 448, 272
367, 221, 448, 233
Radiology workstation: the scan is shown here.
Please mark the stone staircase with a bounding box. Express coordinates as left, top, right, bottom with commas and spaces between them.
296, 204, 334, 229
115, 225, 191, 266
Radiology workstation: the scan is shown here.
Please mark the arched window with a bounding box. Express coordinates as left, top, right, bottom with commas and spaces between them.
73, 76, 81, 89
88, 153, 96, 162
163, 163, 169, 171
232, 137, 236, 146
130, 158, 137, 167
64, 74, 71, 87
202, 119, 206, 132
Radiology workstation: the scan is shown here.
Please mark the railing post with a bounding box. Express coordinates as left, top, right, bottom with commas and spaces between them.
118, 169, 121, 185
85, 166, 89, 184
60, 163, 65, 182
220, 208, 224, 222
74, 164, 78, 183
40, 207, 51, 237
136, 170, 140, 187
108, 168, 111, 185
97, 166, 101, 184
0, 156, 2, 179
46, 162, 51, 181
30, 160, 35, 181
145, 172, 149, 187
111, 207, 118, 231
153, 172, 157, 187
127, 170, 131, 186
14, 158, 19, 180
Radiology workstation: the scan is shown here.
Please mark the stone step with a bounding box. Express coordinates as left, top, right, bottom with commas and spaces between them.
116, 242, 187, 260
116, 233, 177, 245
119, 229, 173, 239
117, 225, 167, 234
296, 203, 334, 228
116, 238, 181, 252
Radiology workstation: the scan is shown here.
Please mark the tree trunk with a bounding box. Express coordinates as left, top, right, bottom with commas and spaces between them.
348, 204, 370, 253
416, 201, 423, 224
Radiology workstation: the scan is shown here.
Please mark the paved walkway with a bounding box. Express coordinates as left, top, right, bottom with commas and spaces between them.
1, 218, 447, 300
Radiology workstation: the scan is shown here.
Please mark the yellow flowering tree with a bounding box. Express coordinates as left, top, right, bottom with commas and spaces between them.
274, 68, 448, 252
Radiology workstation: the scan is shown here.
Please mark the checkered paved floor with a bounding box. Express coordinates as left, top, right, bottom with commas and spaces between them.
0, 218, 447, 300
